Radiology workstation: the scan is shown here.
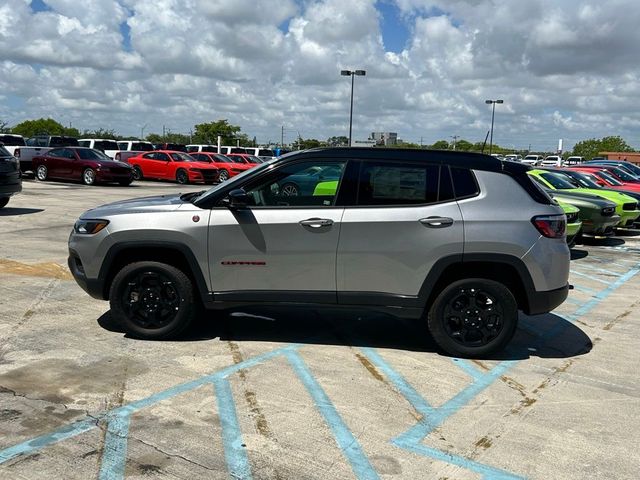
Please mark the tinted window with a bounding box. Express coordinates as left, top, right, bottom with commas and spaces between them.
117, 142, 127, 150
259, 149, 274, 157
78, 140, 91, 148
244, 160, 346, 207
0, 145, 10, 156
539, 172, 576, 189
132, 142, 153, 151
451, 167, 479, 198
77, 149, 110, 160
230, 147, 246, 154
169, 152, 194, 162
0, 135, 25, 146
94, 140, 118, 151
357, 162, 439, 206
50, 137, 78, 147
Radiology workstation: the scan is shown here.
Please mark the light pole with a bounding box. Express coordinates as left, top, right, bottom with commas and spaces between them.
485, 99, 503, 155
341, 69, 366, 146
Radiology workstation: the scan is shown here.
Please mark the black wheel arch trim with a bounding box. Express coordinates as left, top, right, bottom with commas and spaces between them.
94, 241, 212, 303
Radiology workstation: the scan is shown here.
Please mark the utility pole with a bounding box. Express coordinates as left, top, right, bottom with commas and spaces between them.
162, 125, 166, 142
450, 135, 459, 150
281, 125, 284, 147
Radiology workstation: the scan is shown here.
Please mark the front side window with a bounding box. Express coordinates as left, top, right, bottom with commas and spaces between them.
243, 160, 346, 207
357, 162, 439, 206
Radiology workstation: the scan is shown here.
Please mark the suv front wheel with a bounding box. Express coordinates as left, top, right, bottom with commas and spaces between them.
428, 278, 518, 357
109, 261, 195, 339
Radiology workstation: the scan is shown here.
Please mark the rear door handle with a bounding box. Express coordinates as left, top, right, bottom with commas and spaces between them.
419, 216, 454, 228
299, 218, 334, 228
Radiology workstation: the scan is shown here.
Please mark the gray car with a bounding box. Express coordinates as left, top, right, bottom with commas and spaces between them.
68, 148, 570, 357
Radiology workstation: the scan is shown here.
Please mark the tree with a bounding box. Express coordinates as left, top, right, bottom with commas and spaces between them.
431, 140, 450, 150
0, 120, 10, 133
81, 128, 118, 139
454, 139, 474, 151
298, 138, 323, 149
146, 132, 191, 145
12, 118, 79, 138
572, 136, 634, 160
326, 136, 348, 146
192, 119, 243, 145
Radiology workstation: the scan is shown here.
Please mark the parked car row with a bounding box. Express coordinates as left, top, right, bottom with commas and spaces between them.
527, 164, 640, 240
21, 146, 267, 187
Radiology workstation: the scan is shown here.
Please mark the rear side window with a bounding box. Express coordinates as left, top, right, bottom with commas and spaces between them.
0, 135, 25, 146
357, 162, 439, 206
451, 167, 479, 198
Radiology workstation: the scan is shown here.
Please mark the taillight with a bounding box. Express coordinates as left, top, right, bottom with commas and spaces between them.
115, 152, 121, 161
532, 214, 566, 238
14, 148, 20, 158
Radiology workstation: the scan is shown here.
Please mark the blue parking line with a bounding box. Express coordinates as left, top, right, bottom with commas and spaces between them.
99, 414, 131, 480
452, 358, 486, 381
570, 283, 597, 295
214, 379, 252, 480
286, 350, 380, 480
569, 270, 611, 284
570, 265, 621, 277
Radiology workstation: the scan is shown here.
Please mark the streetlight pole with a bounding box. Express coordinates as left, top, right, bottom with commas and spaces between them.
341, 69, 366, 146
485, 99, 503, 155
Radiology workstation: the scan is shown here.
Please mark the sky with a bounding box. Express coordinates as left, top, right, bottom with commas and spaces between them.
1, 0, 639, 152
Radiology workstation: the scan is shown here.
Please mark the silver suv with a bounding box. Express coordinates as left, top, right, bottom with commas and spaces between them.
69, 148, 570, 357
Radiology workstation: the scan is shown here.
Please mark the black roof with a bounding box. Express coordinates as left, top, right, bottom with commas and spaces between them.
283, 147, 529, 174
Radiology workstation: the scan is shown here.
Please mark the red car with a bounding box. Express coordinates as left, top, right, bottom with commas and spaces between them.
569, 166, 640, 192
33, 147, 134, 186
189, 152, 252, 181
227, 153, 264, 165
127, 150, 219, 184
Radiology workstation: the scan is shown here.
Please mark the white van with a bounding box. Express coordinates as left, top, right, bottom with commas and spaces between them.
244, 147, 277, 160
78, 139, 120, 159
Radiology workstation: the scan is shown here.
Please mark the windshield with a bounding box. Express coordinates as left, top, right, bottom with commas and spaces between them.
77, 148, 112, 160
170, 152, 195, 162
539, 172, 577, 189
598, 171, 623, 186
94, 141, 118, 151
247, 155, 263, 164
568, 171, 600, 188
194, 157, 279, 204
230, 155, 248, 164
609, 167, 638, 182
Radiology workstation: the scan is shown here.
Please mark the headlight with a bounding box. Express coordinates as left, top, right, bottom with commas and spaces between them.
74, 219, 109, 234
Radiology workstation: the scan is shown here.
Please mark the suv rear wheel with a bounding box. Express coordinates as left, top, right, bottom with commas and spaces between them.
109, 261, 195, 339
428, 278, 517, 357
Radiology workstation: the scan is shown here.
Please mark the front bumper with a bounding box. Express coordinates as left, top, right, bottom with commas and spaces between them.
68, 250, 105, 299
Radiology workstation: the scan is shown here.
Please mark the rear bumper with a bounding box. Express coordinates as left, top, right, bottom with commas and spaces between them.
0, 174, 22, 196
525, 284, 570, 315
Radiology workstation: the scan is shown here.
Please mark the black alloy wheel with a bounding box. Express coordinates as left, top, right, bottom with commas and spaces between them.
176, 169, 189, 184
109, 261, 195, 339
133, 166, 143, 180
218, 169, 229, 181
428, 278, 517, 357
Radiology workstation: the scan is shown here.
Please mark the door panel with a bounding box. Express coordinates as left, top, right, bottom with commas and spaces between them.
208, 208, 344, 293
337, 202, 463, 299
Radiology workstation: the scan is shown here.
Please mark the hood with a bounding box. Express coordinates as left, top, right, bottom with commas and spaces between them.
80, 193, 191, 218
570, 187, 636, 205
550, 190, 616, 208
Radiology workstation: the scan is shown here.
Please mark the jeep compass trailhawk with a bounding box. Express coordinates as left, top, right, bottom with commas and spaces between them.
69, 148, 570, 357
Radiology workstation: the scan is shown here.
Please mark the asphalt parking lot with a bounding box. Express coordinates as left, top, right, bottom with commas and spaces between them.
1, 179, 640, 480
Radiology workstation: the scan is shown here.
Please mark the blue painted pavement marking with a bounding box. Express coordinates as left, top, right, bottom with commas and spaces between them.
214, 379, 252, 480
570, 265, 622, 277
285, 350, 380, 480
569, 283, 597, 295
569, 269, 612, 284
99, 413, 131, 480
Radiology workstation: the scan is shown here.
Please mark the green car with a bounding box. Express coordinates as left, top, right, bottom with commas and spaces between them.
528, 169, 640, 227
557, 200, 582, 246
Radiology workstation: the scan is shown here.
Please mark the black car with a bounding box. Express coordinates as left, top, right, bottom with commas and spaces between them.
0, 144, 22, 208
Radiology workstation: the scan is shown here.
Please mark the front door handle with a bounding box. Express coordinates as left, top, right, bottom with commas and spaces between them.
419, 216, 454, 228
299, 218, 334, 228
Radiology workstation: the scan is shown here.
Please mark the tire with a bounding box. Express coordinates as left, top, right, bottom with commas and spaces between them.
82, 168, 96, 185
0, 197, 9, 208
109, 261, 195, 339
176, 169, 189, 184
281, 183, 299, 196
36, 165, 48, 181
119, 178, 133, 186
132, 166, 143, 180
427, 278, 518, 358
218, 169, 229, 182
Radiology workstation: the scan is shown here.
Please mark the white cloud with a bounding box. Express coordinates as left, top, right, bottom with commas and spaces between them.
0, 0, 639, 151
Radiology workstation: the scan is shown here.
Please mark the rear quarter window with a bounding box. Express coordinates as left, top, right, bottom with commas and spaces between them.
451, 167, 480, 199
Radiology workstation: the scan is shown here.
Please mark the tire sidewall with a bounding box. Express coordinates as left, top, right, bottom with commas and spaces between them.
176, 169, 188, 184
109, 261, 195, 339
36, 165, 48, 181
427, 278, 518, 358
83, 168, 96, 185
133, 166, 143, 180
219, 170, 229, 181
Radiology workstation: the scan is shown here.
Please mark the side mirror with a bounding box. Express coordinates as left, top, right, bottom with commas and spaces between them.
226, 189, 250, 209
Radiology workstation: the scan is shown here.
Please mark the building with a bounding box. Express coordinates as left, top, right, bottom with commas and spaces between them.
370, 132, 398, 146
600, 152, 640, 165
